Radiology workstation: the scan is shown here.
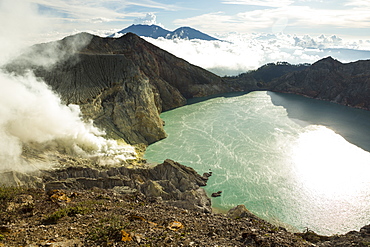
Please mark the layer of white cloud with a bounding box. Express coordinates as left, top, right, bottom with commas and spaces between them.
143, 33, 370, 76
345, 0, 370, 7
222, 0, 293, 7
174, 1, 370, 37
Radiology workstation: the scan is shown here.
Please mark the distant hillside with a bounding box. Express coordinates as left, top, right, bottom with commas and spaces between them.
269, 57, 370, 110
110, 24, 219, 41
224, 57, 370, 110
223, 62, 310, 90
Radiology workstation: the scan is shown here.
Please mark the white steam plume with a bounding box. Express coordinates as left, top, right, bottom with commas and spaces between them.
134, 13, 158, 25
0, 71, 136, 172
0, 1, 46, 64
0, 1, 136, 172
20, 32, 94, 69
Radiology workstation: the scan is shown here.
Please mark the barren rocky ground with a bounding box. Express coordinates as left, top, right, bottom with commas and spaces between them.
0, 186, 312, 247
1, 186, 370, 247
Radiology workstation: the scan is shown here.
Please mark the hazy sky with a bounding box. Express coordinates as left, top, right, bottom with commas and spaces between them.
26, 0, 370, 39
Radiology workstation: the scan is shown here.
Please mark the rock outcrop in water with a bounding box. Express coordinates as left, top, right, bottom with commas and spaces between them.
267, 57, 370, 110
6, 32, 234, 145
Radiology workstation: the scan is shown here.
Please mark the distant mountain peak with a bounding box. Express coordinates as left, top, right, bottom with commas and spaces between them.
311, 56, 343, 68
110, 24, 219, 41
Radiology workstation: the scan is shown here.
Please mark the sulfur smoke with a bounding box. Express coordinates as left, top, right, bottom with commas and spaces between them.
0, 1, 136, 172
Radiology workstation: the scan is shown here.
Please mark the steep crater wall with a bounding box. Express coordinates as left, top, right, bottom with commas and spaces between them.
6, 33, 237, 146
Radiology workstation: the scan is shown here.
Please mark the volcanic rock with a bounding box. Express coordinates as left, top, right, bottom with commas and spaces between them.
33, 159, 210, 212
227, 204, 255, 220
6, 32, 234, 145
211, 191, 222, 197
269, 57, 370, 110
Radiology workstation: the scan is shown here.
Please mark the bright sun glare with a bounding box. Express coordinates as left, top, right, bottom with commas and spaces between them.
292, 125, 370, 198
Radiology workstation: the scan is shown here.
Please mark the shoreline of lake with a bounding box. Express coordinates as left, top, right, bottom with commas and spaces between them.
145, 91, 370, 235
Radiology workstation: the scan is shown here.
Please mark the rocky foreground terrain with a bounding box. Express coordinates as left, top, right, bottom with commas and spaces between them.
1, 157, 370, 246
2, 33, 370, 246
2, 182, 370, 246
0, 185, 308, 247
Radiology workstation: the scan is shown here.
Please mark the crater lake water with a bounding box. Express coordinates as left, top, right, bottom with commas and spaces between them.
144, 91, 370, 235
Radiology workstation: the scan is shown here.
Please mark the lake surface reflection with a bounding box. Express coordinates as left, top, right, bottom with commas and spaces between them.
145, 91, 370, 235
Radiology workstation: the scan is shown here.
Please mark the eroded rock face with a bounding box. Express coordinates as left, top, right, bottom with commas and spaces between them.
0, 159, 211, 212
269, 57, 370, 110
6, 33, 235, 145
41, 159, 211, 212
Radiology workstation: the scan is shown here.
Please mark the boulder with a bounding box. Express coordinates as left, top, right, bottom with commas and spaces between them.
227, 204, 255, 219
211, 191, 222, 197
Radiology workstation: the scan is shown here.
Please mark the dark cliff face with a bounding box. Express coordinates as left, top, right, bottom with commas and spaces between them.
269, 57, 370, 110
6, 32, 233, 145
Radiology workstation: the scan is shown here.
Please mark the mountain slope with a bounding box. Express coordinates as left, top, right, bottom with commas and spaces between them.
110, 24, 170, 39
225, 62, 309, 89
268, 57, 370, 110
111, 24, 219, 41
6, 32, 231, 145
170, 27, 219, 40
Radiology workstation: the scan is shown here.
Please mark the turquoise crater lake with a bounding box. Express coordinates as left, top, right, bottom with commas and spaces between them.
144, 91, 370, 235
